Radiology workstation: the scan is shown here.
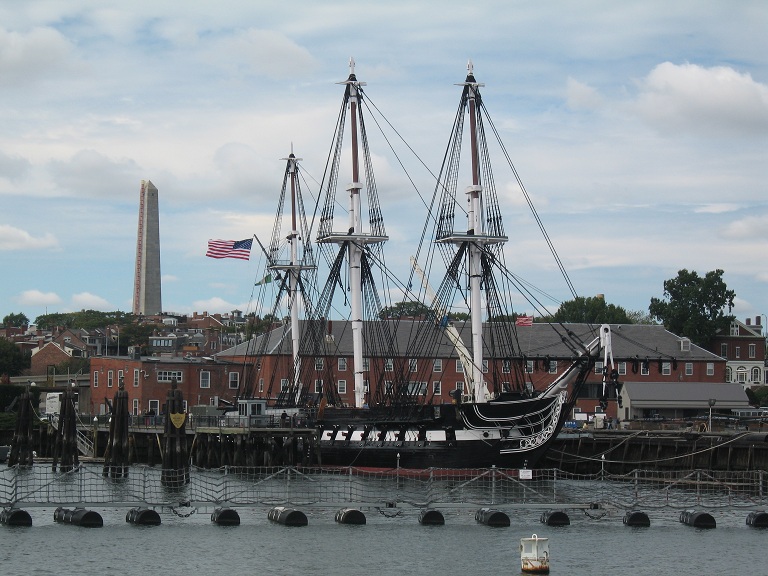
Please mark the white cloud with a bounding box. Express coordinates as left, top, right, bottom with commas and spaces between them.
47, 150, 141, 197
70, 292, 112, 311
0, 27, 76, 87
566, 77, 603, 110
0, 151, 31, 181
191, 297, 238, 314
0, 225, 59, 250
17, 289, 62, 306
721, 215, 768, 239
694, 204, 742, 214
632, 62, 768, 137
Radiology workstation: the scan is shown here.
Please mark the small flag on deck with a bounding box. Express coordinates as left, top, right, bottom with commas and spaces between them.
206, 238, 253, 260
515, 315, 533, 327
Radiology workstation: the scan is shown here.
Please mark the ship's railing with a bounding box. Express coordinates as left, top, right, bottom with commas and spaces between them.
1, 464, 765, 511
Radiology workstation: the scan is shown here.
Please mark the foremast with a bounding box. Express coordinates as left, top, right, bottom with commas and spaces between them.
266, 150, 316, 402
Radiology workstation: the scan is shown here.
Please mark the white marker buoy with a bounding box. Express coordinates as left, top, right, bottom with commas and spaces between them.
520, 533, 550, 573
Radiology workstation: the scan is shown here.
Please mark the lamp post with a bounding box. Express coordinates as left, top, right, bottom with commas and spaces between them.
708, 398, 717, 432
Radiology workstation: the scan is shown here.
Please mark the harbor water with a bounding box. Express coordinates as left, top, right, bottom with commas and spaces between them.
3, 504, 766, 576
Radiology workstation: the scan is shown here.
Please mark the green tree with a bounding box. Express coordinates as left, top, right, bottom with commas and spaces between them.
648, 269, 735, 346
2, 312, 29, 327
0, 339, 31, 377
378, 301, 432, 319
751, 386, 768, 407
553, 296, 633, 324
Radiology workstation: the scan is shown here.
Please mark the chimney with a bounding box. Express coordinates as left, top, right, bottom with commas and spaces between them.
756, 316, 761, 326
746, 318, 751, 326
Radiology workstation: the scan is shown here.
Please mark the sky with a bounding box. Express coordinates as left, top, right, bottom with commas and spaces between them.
1, 1, 767, 328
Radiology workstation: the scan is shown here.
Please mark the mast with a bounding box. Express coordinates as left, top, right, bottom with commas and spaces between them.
316, 59, 389, 409
267, 149, 316, 402
435, 61, 508, 403
465, 62, 485, 404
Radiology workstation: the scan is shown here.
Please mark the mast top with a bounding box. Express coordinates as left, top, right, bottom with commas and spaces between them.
459, 59, 484, 88
338, 56, 366, 87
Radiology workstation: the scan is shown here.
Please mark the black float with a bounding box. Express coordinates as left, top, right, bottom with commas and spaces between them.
212, 507, 241, 526
268, 506, 308, 526
540, 509, 570, 526
126, 507, 161, 526
679, 510, 716, 529
475, 507, 510, 527
623, 510, 651, 527
54, 507, 103, 528
746, 511, 768, 528
335, 508, 366, 524
0, 508, 32, 527
418, 509, 445, 525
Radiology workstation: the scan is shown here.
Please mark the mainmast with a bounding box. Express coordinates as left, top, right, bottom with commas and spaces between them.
317, 59, 388, 408
436, 61, 508, 403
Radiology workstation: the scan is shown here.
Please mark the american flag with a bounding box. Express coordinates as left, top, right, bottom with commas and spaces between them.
206, 238, 253, 260
515, 315, 533, 327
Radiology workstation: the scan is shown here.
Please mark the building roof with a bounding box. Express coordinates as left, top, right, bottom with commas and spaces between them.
218, 321, 723, 362
622, 381, 750, 410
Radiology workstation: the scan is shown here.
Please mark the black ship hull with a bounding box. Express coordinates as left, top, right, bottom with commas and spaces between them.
315, 393, 569, 469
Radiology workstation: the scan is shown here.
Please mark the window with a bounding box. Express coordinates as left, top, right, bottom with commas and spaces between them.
337, 380, 347, 394
661, 362, 671, 376
314, 379, 323, 394
685, 362, 693, 376
548, 360, 557, 374
157, 370, 183, 383
433, 359, 442, 372
455, 381, 465, 392
200, 371, 210, 388
118, 370, 124, 385
737, 368, 747, 383
364, 380, 369, 393
456, 360, 464, 373
385, 381, 393, 394
133, 369, 140, 387
93, 371, 99, 388
148, 400, 159, 414
594, 361, 604, 375
132, 399, 139, 416
502, 360, 511, 374
525, 360, 534, 374
433, 381, 441, 395
362, 358, 370, 371
749, 344, 756, 359
618, 362, 626, 376
482, 359, 489, 374
752, 367, 762, 382
408, 381, 426, 396
735, 346, 741, 359
706, 362, 714, 376
258, 378, 264, 393
228, 372, 239, 389
641, 362, 649, 376
280, 378, 289, 391
385, 358, 393, 372
315, 357, 324, 370
721, 343, 728, 358
338, 358, 347, 371
409, 359, 417, 373
726, 366, 732, 382
108, 370, 114, 388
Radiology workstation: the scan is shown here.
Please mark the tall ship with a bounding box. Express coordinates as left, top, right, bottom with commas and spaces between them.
232, 60, 614, 469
